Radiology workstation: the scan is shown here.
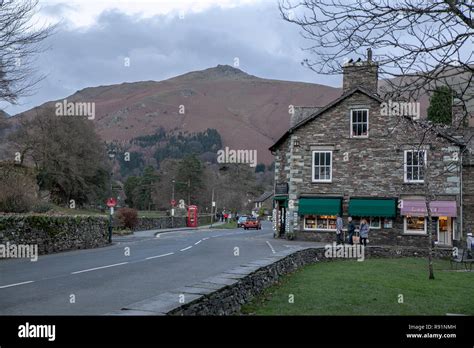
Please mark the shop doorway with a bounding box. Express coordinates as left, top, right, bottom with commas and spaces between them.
437, 216, 453, 246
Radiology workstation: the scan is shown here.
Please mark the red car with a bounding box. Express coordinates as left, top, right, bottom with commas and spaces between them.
243, 217, 261, 230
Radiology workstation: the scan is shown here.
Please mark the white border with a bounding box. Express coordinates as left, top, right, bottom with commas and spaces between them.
312, 150, 333, 183
404, 150, 427, 183
403, 216, 427, 234
350, 109, 369, 138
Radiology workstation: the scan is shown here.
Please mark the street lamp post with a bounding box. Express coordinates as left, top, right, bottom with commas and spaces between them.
108, 151, 116, 243
171, 179, 175, 228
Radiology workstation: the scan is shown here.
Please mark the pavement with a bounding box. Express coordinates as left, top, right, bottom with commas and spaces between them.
0, 221, 323, 315
131, 221, 226, 238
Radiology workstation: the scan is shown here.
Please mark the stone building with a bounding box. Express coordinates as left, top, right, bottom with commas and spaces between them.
252, 191, 273, 216
269, 49, 470, 247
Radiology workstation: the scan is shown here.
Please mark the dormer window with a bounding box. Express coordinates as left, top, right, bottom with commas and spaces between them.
350, 109, 369, 138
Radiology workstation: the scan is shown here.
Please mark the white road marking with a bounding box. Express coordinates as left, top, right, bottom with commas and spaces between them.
0, 280, 34, 289
194, 240, 202, 245
71, 262, 129, 274
202, 237, 209, 240
180, 246, 192, 252
145, 252, 174, 260
266, 241, 276, 254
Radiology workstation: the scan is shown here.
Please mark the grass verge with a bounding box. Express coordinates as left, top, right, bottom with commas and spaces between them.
241, 258, 474, 315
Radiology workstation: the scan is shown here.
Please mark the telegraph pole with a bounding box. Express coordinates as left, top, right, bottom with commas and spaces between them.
210, 187, 215, 227
171, 179, 175, 228
187, 179, 191, 206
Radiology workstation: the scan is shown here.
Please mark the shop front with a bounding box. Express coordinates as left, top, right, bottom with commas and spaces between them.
299, 197, 342, 232
348, 198, 397, 229
400, 200, 457, 246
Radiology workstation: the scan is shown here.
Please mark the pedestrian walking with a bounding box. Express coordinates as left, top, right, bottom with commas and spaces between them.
347, 216, 356, 245
359, 219, 369, 246
336, 215, 344, 245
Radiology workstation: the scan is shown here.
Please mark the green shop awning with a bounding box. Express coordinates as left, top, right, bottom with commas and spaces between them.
298, 197, 342, 215
349, 198, 396, 217
273, 196, 288, 208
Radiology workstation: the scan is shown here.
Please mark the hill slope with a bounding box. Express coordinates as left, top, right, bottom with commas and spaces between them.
13, 65, 342, 164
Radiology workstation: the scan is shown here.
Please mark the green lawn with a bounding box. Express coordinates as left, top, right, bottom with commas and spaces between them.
241, 258, 474, 315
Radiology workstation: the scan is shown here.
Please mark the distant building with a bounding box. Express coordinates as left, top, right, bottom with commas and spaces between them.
270, 49, 472, 247
252, 191, 273, 216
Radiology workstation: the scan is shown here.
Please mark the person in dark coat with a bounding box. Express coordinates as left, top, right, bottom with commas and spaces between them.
347, 216, 356, 245
336, 215, 344, 245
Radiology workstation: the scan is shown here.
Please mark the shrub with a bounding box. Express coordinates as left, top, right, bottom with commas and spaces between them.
31, 201, 54, 213
0, 163, 38, 213
116, 207, 138, 229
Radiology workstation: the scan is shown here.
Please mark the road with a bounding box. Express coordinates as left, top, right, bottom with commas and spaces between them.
0, 221, 306, 315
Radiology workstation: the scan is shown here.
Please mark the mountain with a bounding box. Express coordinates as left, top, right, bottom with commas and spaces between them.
11, 65, 342, 164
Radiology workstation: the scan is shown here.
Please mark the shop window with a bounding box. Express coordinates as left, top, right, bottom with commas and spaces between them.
369, 217, 381, 229
304, 215, 337, 231
404, 216, 427, 234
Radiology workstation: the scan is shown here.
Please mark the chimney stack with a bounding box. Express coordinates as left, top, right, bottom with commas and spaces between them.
342, 48, 379, 95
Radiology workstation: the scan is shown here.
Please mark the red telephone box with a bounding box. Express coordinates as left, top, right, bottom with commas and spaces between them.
187, 205, 198, 227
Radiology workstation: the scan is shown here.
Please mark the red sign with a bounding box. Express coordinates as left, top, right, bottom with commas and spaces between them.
106, 197, 117, 208
171, 199, 176, 207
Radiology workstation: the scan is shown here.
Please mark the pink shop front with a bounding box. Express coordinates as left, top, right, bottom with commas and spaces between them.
400, 199, 458, 246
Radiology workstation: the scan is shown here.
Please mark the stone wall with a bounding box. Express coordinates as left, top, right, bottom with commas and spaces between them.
112, 245, 452, 316
132, 216, 186, 231
0, 215, 109, 255
132, 215, 214, 231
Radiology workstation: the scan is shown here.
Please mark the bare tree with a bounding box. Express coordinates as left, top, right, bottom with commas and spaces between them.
0, 0, 54, 103
279, 0, 473, 125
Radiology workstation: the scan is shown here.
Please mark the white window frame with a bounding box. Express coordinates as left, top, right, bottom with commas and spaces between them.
404, 150, 427, 183
369, 217, 381, 229
312, 151, 333, 183
403, 216, 427, 234
350, 109, 369, 138
303, 215, 337, 231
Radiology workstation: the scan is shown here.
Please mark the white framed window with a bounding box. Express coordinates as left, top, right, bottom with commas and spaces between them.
369, 217, 381, 229
312, 151, 332, 182
404, 150, 427, 183
304, 215, 337, 231
350, 109, 369, 138
404, 216, 427, 234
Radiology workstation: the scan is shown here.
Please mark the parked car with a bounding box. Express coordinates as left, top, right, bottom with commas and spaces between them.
237, 215, 248, 228
243, 217, 261, 230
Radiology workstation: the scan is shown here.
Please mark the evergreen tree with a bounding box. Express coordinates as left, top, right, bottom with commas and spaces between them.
176, 154, 203, 205
427, 86, 453, 125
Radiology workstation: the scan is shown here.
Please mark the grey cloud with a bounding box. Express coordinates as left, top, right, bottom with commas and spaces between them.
3, 2, 338, 115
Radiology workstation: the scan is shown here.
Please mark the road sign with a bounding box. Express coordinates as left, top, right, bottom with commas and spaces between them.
212, 201, 216, 207
106, 197, 117, 208
171, 199, 176, 207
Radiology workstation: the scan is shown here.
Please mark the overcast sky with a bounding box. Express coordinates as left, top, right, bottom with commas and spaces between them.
1, 0, 343, 115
